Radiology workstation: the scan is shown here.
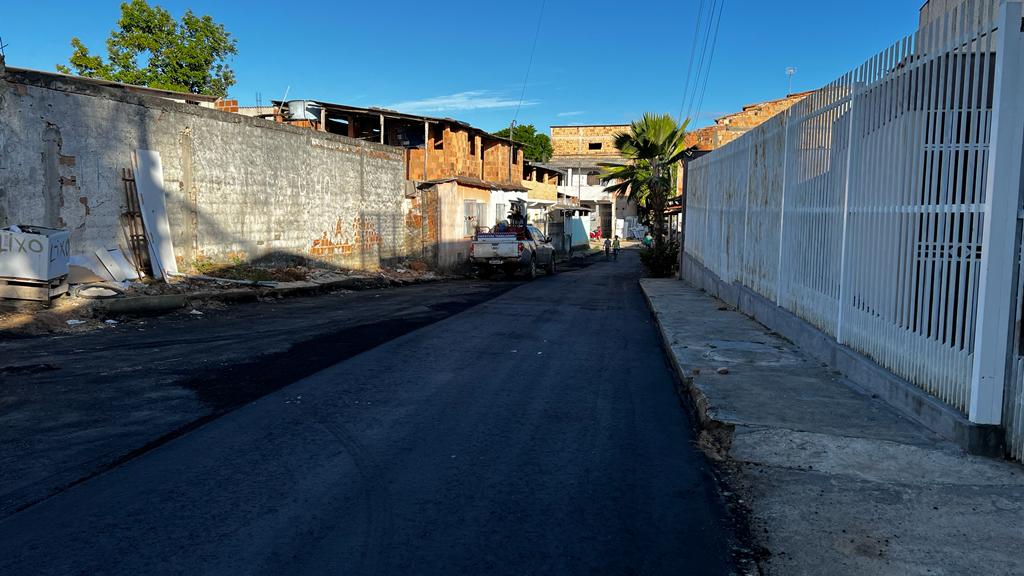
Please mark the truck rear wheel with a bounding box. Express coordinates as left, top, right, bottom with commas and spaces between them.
527, 257, 537, 281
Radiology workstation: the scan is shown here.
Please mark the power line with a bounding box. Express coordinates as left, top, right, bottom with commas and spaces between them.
683, 0, 719, 122
677, 0, 706, 123
692, 0, 725, 123
512, 0, 547, 125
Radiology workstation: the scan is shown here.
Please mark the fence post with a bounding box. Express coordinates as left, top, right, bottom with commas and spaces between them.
836, 78, 861, 345
776, 109, 792, 305
969, 0, 1024, 425
741, 139, 753, 285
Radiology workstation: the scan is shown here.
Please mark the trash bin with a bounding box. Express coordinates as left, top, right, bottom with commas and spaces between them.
0, 225, 71, 302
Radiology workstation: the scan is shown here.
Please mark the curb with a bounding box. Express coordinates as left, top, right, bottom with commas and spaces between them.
639, 281, 736, 457
639, 280, 767, 574
679, 255, 1005, 458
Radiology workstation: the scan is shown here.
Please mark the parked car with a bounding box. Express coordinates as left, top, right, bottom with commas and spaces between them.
469, 224, 556, 279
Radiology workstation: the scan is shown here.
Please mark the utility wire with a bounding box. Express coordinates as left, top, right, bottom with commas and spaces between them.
513, 0, 547, 125
683, 0, 719, 122
676, 0, 706, 123
692, 0, 725, 123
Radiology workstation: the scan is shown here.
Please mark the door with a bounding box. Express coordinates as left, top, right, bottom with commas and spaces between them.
528, 227, 553, 264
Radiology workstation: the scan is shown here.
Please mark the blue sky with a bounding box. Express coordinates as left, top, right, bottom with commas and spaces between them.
2, 1, 921, 132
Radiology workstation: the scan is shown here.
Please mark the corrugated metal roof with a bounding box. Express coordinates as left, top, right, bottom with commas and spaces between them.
525, 161, 567, 175
416, 176, 528, 192
271, 99, 520, 147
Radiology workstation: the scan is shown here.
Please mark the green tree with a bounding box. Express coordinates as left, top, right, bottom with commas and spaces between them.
56, 0, 237, 97
493, 124, 553, 162
600, 113, 690, 275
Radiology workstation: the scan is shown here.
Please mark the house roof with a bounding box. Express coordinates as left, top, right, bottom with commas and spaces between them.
416, 176, 528, 193
545, 155, 628, 168
4, 65, 220, 102
550, 204, 593, 212
549, 123, 630, 128
272, 99, 520, 147
525, 161, 567, 175
714, 90, 816, 123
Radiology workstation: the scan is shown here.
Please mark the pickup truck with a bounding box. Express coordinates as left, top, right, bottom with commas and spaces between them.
469, 225, 556, 279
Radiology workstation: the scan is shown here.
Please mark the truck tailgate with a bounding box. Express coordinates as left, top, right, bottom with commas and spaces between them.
473, 240, 519, 259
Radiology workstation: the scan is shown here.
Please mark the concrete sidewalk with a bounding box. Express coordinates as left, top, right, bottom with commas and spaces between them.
641, 279, 1024, 576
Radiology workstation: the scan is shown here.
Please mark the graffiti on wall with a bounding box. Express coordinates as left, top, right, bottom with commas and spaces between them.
310, 215, 382, 258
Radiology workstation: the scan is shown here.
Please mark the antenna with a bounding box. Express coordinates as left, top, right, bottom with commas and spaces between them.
278, 86, 290, 119
0, 36, 9, 58
785, 67, 797, 95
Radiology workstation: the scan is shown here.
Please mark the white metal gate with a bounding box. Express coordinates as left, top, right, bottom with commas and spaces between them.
685, 0, 1024, 457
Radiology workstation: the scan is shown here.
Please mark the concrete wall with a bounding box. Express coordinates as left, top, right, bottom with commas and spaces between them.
435, 181, 466, 269
0, 64, 408, 271
522, 178, 557, 202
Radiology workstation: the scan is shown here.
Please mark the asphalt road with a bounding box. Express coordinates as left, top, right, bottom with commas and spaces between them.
0, 277, 524, 518
0, 250, 732, 575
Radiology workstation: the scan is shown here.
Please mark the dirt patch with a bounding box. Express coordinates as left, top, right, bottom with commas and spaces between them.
0, 264, 452, 337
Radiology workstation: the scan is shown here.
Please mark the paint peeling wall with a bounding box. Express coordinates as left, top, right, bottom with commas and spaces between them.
0, 64, 408, 271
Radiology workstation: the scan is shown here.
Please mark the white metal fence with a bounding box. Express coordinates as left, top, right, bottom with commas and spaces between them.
685, 0, 1024, 458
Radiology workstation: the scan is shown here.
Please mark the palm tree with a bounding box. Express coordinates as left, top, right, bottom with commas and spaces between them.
600, 113, 690, 253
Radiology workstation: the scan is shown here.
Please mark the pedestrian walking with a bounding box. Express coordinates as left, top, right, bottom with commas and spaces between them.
612, 236, 621, 261
604, 237, 612, 261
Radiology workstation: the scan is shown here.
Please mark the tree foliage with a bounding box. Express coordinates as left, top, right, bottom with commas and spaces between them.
493, 124, 553, 162
56, 0, 237, 97
600, 113, 690, 275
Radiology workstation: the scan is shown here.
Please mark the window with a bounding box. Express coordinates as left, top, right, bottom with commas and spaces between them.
528, 226, 545, 241
587, 171, 602, 186
468, 134, 476, 156
464, 200, 476, 236
496, 203, 506, 223
477, 203, 488, 229
588, 142, 602, 150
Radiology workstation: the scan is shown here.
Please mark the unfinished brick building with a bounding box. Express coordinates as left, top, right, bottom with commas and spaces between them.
271, 99, 524, 187
549, 124, 629, 157
268, 99, 533, 268
682, 91, 814, 152
546, 92, 814, 241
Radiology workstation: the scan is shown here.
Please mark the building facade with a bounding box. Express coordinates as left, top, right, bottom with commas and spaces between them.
548, 125, 637, 240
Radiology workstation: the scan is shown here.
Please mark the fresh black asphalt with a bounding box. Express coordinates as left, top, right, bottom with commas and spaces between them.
0, 249, 732, 575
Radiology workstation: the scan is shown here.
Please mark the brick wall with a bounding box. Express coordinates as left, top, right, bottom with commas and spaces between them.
0, 68, 408, 271
482, 142, 522, 184
683, 92, 810, 152
550, 125, 629, 156
404, 187, 438, 264
214, 99, 239, 113
522, 179, 557, 202
406, 126, 508, 185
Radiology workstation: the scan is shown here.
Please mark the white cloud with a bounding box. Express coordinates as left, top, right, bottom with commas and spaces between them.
386, 90, 537, 114
556, 110, 586, 118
